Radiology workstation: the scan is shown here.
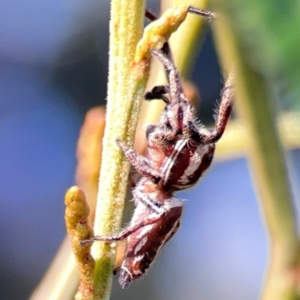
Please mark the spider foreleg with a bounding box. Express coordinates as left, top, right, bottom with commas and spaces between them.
150, 49, 191, 137
187, 6, 216, 19
186, 74, 234, 144
116, 139, 161, 183
80, 210, 167, 245
151, 49, 182, 101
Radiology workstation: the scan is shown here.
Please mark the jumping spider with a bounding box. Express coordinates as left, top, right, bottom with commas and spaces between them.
81, 43, 233, 288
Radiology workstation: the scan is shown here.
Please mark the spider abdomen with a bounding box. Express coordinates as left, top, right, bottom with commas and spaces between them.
119, 187, 183, 288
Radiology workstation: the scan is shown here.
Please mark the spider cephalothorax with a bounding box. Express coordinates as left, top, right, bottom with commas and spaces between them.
81, 42, 233, 289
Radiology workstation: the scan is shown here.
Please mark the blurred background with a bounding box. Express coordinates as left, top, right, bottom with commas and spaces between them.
0, 0, 299, 299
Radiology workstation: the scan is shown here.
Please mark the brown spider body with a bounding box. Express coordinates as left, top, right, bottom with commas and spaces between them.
147, 134, 216, 191
118, 178, 183, 287
81, 41, 233, 288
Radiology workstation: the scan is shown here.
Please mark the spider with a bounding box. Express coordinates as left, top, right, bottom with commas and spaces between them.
81, 32, 233, 290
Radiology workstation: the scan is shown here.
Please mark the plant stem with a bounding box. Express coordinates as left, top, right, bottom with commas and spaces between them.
211, 9, 299, 299
91, 1, 146, 299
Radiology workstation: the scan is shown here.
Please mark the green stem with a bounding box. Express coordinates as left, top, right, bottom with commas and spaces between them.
211, 8, 299, 299
91, 1, 146, 299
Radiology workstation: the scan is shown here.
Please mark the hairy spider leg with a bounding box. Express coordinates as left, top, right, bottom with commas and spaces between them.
81, 187, 182, 245
151, 49, 200, 143
116, 139, 161, 183
187, 6, 216, 19
80, 210, 166, 245
143, 42, 173, 104
151, 49, 183, 104
187, 73, 234, 144
117, 138, 182, 211
146, 6, 215, 22
150, 49, 188, 140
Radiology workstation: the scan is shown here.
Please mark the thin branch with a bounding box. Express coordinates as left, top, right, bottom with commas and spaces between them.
91, 1, 147, 299
211, 9, 299, 299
